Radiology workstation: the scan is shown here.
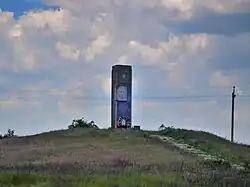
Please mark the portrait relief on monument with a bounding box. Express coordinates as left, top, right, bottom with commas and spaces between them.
116, 86, 127, 101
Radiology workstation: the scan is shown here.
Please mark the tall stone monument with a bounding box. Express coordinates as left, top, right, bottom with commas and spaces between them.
111, 65, 132, 128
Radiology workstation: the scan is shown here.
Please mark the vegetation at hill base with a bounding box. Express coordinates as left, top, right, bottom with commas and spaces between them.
0, 171, 201, 187
0, 118, 250, 187
0, 160, 249, 187
156, 125, 250, 169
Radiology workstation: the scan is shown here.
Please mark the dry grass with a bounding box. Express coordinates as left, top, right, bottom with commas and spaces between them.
0, 128, 250, 186
0, 129, 197, 168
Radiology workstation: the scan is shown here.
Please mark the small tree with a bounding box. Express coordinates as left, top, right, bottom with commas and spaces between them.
7, 129, 15, 137
88, 120, 98, 128
159, 124, 166, 131
1, 129, 15, 139
68, 117, 99, 129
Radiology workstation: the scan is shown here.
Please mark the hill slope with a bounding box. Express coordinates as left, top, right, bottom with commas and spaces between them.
0, 128, 249, 187
156, 128, 250, 167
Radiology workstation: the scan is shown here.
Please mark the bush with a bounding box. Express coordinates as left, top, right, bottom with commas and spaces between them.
68, 117, 99, 129
0, 129, 15, 139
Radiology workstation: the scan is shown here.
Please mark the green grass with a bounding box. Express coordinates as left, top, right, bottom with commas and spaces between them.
1, 168, 249, 187
24, 128, 145, 142
0, 171, 189, 187
1, 128, 250, 187
158, 128, 250, 166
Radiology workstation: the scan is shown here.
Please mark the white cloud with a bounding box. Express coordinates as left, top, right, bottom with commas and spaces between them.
98, 76, 111, 96
117, 55, 129, 64
0, 11, 14, 23
128, 41, 164, 63
19, 8, 71, 35
55, 41, 80, 61
127, 33, 211, 87
43, 0, 250, 21
0, 0, 250, 143
160, 0, 250, 19
85, 33, 112, 62
128, 33, 210, 65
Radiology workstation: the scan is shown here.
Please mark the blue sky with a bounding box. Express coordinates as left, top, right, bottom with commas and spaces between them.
0, 0, 58, 18
0, 0, 250, 144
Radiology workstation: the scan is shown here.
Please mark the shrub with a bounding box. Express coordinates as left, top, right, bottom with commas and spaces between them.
0, 129, 15, 139
68, 117, 99, 129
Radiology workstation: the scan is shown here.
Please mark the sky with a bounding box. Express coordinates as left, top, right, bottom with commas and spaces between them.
0, 0, 250, 143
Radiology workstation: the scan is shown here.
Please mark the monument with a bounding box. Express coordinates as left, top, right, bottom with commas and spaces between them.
111, 65, 132, 128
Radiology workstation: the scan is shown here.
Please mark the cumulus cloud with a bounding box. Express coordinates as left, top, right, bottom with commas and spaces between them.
55, 41, 80, 61
43, 0, 250, 20
0, 0, 250, 143
85, 33, 112, 62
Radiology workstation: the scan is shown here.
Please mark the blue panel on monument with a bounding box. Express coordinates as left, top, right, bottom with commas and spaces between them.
116, 101, 131, 128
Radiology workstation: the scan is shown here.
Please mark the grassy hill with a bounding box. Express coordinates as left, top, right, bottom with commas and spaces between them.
157, 128, 250, 167
0, 128, 250, 187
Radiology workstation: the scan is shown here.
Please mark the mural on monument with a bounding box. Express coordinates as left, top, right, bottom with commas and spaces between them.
116, 91, 131, 128
116, 86, 127, 101
117, 116, 128, 127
